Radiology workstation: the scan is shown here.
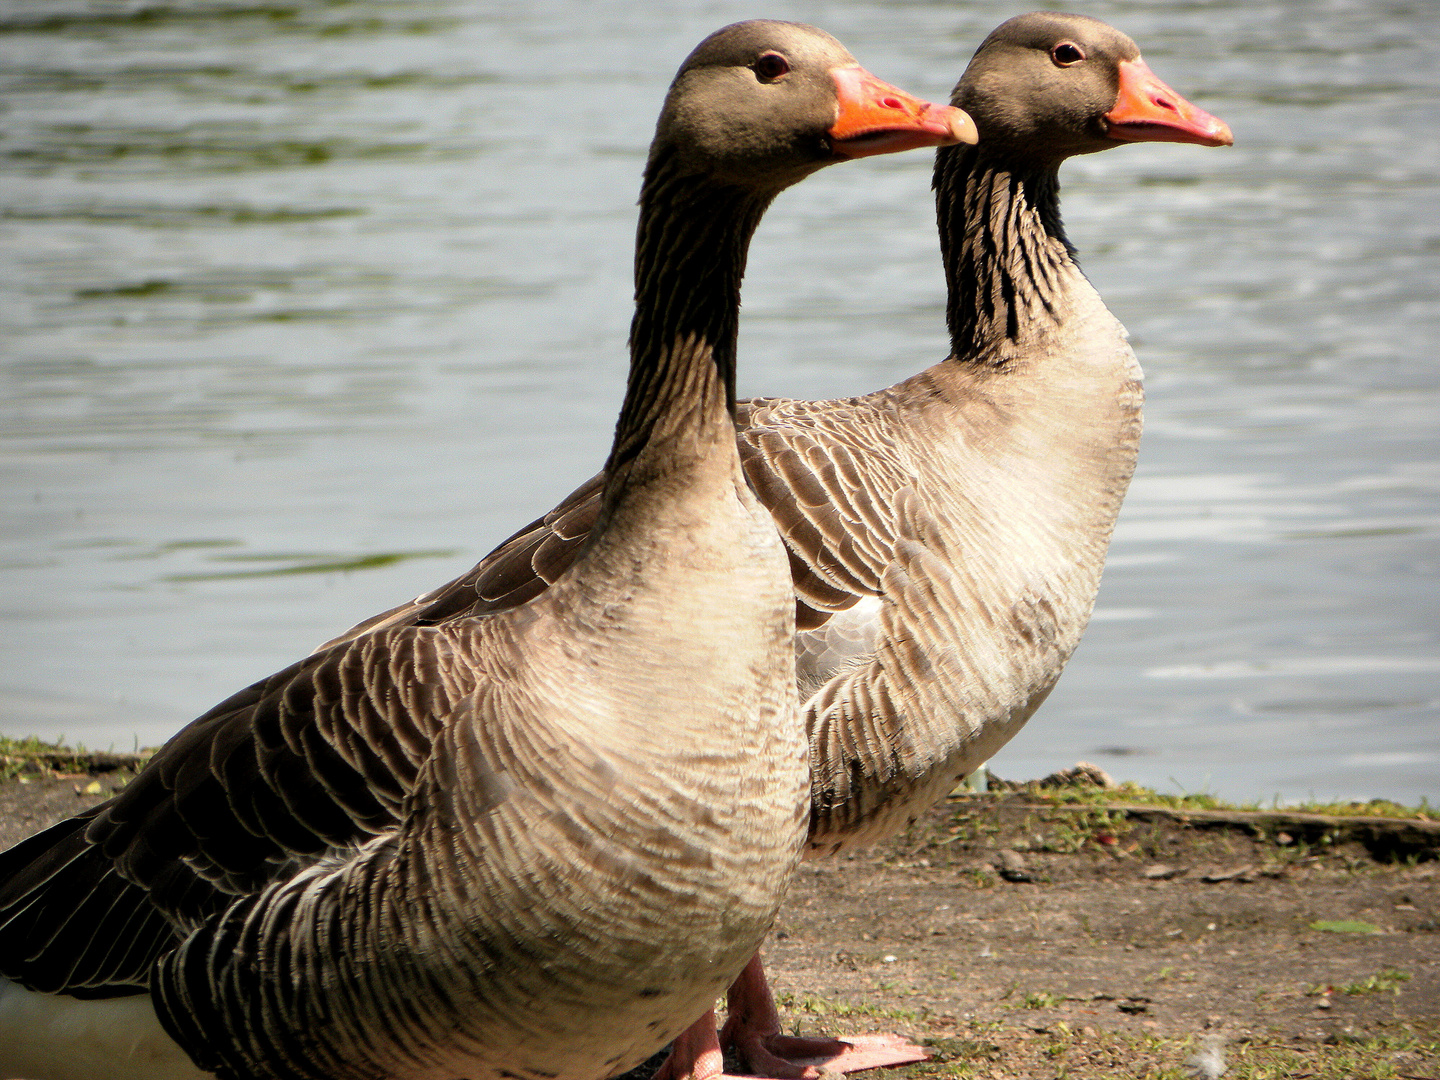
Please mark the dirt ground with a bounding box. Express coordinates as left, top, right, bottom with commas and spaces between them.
2, 762, 1437, 1079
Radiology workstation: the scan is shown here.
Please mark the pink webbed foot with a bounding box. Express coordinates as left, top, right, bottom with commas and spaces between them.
719, 955, 929, 1079
726, 1031, 929, 1078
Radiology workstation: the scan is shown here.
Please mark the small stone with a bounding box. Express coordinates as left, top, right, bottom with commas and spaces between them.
994, 849, 1034, 883
1316, 996, 1332, 1009
1276, 831, 1294, 846
1037, 762, 1116, 789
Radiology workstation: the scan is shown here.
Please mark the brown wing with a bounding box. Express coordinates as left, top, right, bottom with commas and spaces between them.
0, 810, 184, 997
737, 394, 915, 629
316, 392, 919, 648
312, 473, 606, 651
803, 485, 974, 853
0, 624, 479, 996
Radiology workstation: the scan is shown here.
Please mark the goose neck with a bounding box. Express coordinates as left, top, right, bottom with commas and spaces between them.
933, 144, 1078, 363
606, 148, 774, 482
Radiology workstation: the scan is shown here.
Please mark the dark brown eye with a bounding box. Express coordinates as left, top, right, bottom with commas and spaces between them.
1051, 42, 1085, 66
753, 52, 790, 80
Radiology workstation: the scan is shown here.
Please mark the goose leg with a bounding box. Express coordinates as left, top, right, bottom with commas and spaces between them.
652, 1008, 729, 1080
718, 954, 929, 1078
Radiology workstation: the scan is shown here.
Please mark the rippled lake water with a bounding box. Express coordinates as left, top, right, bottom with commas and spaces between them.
2, 0, 1437, 804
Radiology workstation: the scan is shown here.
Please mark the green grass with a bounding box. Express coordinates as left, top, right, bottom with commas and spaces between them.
1220, 1030, 1435, 1080
1310, 918, 1385, 934
1020, 990, 1063, 1010
774, 991, 922, 1025
1309, 969, 1414, 997
0, 734, 152, 779
954, 779, 1434, 822
1, 734, 86, 779
893, 1019, 1439, 1080
0, 734, 78, 755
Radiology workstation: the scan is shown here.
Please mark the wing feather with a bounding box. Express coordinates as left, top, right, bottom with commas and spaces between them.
0, 811, 183, 996
1, 623, 484, 997
310, 397, 921, 659
804, 487, 972, 852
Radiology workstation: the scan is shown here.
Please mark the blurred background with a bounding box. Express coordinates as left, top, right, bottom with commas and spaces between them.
1, 0, 1436, 804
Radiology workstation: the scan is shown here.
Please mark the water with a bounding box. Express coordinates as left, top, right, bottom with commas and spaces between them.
2, 0, 1437, 805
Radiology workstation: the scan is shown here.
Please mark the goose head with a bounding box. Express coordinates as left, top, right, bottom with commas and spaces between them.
654, 20, 977, 192
952, 11, 1232, 165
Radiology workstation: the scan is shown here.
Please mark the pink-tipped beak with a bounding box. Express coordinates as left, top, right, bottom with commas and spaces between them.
828, 65, 978, 159
1104, 58, 1233, 147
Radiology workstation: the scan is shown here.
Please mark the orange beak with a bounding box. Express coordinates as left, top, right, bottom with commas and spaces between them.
828, 66, 978, 159
1104, 58, 1233, 147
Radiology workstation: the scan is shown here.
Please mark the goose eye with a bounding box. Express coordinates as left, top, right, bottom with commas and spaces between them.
753, 52, 790, 81
1051, 42, 1085, 66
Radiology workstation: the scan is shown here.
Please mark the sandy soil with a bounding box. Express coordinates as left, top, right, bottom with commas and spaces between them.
3, 764, 1437, 1079
761, 789, 1438, 1078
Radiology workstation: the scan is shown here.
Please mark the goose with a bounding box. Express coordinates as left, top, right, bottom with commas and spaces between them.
0, 22, 974, 1080
307, 13, 1233, 1077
